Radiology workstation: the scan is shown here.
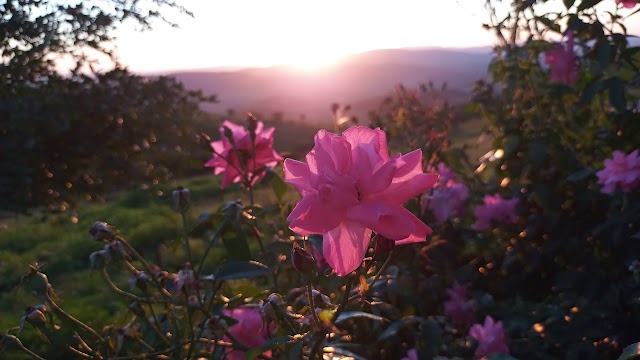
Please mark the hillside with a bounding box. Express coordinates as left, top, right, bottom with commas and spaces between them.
167, 47, 493, 125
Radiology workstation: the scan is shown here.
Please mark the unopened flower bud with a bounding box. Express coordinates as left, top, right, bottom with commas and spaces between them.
105, 241, 127, 263
260, 293, 285, 323
89, 221, 113, 241
247, 113, 258, 142
312, 290, 334, 309
89, 250, 111, 269
222, 201, 242, 221
26, 308, 46, 325
222, 126, 236, 146
291, 243, 316, 276
26, 266, 49, 296
172, 187, 191, 212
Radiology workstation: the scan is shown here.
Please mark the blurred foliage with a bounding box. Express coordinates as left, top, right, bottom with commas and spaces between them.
0, 0, 218, 213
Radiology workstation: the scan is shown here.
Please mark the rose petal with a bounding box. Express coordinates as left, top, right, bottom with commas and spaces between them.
323, 221, 372, 276
284, 159, 314, 195
347, 200, 429, 242
288, 193, 342, 235
371, 173, 438, 205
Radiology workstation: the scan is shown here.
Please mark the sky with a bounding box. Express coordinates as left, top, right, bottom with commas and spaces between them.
111, 0, 640, 73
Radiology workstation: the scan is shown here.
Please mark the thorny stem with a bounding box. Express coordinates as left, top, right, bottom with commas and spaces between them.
73, 332, 102, 359
118, 238, 171, 298
66, 345, 93, 359
45, 294, 102, 341
333, 275, 355, 322
3, 335, 46, 360
144, 302, 171, 345
306, 283, 321, 328
100, 267, 167, 304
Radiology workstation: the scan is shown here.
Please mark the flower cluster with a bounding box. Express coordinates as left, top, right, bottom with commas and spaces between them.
472, 194, 519, 231
206, 120, 282, 189
469, 316, 510, 359
284, 127, 438, 276
544, 31, 578, 85
423, 163, 469, 222
443, 282, 477, 328
596, 149, 640, 194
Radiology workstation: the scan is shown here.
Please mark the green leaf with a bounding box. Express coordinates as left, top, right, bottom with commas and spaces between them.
596, 41, 612, 70
618, 343, 640, 360
335, 311, 388, 325
578, 80, 604, 107
607, 77, 627, 112
566, 168, 595, 182
378, 316, 424, 342
563, 0, 576, 9
529, 138, 546, 167
502, 134, 521, 156
201, 261, 270, 281
577, 0, 603, 11
267, 169, 288, 202
221, 231, 251, 261
245, 336, 296, 360
190, 211, 214, 236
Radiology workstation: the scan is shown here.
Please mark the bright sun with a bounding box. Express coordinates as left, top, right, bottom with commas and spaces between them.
281, 50, 348, 70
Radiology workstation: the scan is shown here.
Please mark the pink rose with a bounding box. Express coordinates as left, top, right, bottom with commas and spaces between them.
616, 0, 638, 8
596, 149, 640, 194
424, 180, 469, 222
469, 316, 510, 359
284, 127, 438, 276
472, 194, 519, 231
444, 282, 477, 328
205, 120, 283, 189
224, 307, 271, 359
544, 31, 578, 85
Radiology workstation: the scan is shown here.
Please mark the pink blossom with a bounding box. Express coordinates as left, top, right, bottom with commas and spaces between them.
544, 31, 578, 85
424, 180, 469, 222
224, 307, 271, 360
205, 120, 283, 189
469, 316, 510, 359
401, 348, 418, 360
284, 127, 438, 276
472, 194, 519, 231
423, 163, 469, 221
596, 149, 640, 194
616, 0, 638, 8
444, 282, 477, 328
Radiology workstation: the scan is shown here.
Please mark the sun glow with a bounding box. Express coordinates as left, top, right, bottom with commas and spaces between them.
113, 0, 504, 73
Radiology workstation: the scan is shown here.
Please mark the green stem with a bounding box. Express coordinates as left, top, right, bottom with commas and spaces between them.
348, 250, 394, 303
3, 335, 46, 360
306, 283, 321, 328
181, 211, 194, 266
196, 221, 226, 277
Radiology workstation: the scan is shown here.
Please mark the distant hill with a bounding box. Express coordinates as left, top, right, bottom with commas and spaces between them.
166, 47, 493, 125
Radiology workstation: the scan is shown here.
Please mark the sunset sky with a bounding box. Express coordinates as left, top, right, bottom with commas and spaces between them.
112, 0, 640, 73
